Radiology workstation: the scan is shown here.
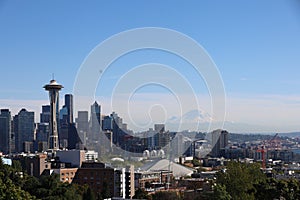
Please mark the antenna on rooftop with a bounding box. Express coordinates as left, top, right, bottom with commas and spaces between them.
52, 73, 55, 80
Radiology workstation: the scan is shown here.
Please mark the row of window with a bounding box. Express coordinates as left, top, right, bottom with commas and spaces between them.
61, 177, 73, 181
61, 172, 75, 176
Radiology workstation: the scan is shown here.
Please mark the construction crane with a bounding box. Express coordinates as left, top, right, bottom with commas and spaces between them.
256, 146, 266, 169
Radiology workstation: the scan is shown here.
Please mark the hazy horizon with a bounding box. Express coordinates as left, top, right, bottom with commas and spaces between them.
1, 1, 300, 133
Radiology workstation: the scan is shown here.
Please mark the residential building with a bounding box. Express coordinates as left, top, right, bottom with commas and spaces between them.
53, 168, 78, 183
73, 162, 114, 198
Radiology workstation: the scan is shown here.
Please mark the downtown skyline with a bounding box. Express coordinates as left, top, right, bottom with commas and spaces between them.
1, 1, 300, 133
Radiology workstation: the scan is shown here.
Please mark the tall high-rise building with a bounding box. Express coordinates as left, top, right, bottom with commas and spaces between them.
0, 109, 11, 154
76, 111, 89, 145
36, 123, 49, 152
111, 112, 122, 145
89, 101, 101, 141
154, 124, 169, 149
59, 106, 68, 124
102, 115, 113, 131
36, 105, 51, 152
44, 79, 63, 151
154, 124, 165, 132
40, 105, 51, 123
14, 108, 35, 153
58, 94, 82, 150
211, 129, 229, 157
64, 94, 73, 124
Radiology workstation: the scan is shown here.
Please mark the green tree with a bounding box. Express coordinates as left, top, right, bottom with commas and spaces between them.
0, 177, 35, 200
12, 160, 22, 171
276, 179, 300, 200
133, 188, 151, 200
0, 159, 35, 200
0, 159, 86, 200
212, 184, 231, 200
100, 181, 111, 199
192, 158, 201, 167
254, 178, 278, 200
33, 174, 82, 200
83, 187, 96, 200
216, 161, 266, 200
22, 175, 41, 195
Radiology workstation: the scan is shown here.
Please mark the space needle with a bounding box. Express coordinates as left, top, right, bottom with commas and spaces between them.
44, 79, 63, 151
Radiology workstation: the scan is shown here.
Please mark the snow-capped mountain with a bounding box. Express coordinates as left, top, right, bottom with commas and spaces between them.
167, 109, 213, 124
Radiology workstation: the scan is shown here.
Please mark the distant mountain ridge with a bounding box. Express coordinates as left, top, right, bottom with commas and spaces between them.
165, 109, 300, 134
167, 109, 213, 124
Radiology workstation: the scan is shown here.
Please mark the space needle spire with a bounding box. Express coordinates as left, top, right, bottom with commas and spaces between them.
44, 78, 63, 151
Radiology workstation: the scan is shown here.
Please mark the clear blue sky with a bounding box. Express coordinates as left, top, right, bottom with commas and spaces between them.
1, 1, 300, 132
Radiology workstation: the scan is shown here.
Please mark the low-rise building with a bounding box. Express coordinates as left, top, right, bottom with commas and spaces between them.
72, 162, 115, 198
53, 168, 78, 183
56, 150, 85, 167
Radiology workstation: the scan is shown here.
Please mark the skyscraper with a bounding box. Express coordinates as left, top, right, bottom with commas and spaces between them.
0, 109, 11, 154
40, 105, 51, 123
102, 115, 113, 131
59, 94, 83, 150
89, 101, 101, 141
76, 111, 89, 145
211, 129, 229, 157
154, 124, 165, 132
36, 105, 51, 152
36, 123, 49, 152
64, 94, 73, 124
14, 108, 35, 153
44, 79, 63, 151
111, 112, 122, 145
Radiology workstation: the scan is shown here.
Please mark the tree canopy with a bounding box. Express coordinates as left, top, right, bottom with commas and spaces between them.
0, 159, 92, 200
213, 161, 300, 200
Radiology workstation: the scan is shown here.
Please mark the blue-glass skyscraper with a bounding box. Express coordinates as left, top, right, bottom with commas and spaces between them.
0, 109, 11, 154
14, 108, 35, 153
